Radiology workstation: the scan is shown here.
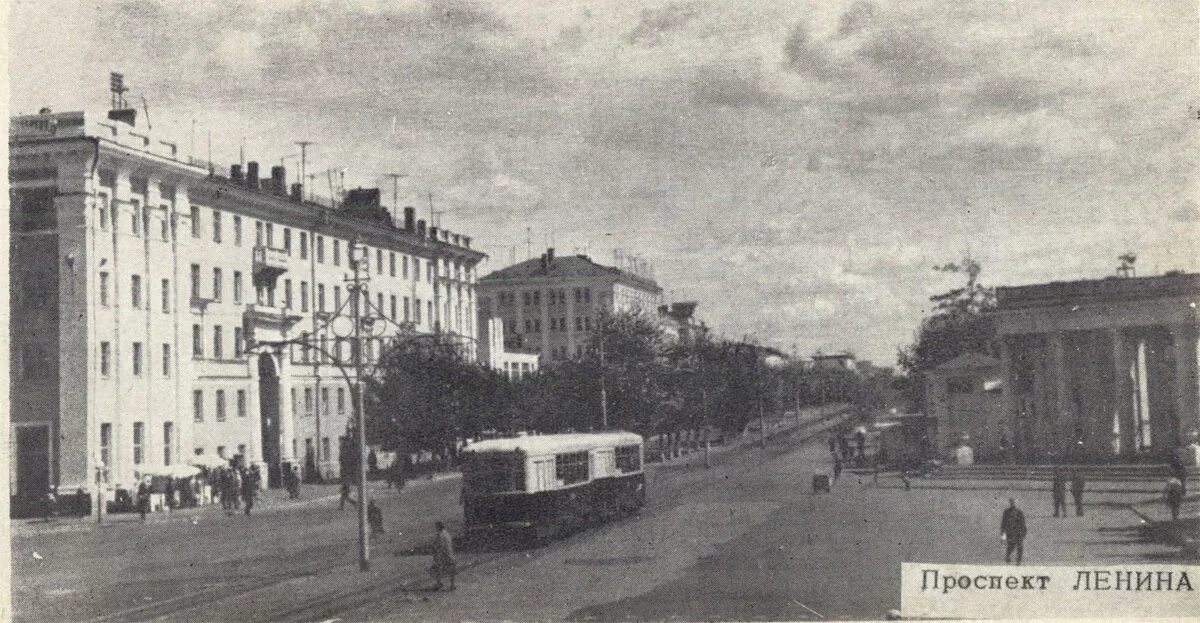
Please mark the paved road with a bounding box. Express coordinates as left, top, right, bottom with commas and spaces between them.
12, 421, 1185, 622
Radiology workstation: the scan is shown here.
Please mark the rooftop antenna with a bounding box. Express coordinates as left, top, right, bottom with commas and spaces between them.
384, 173, 407, 224
140, 95, 152, 130
296, 141, 314, 201
526, 227, 533, 259
109, 72, 127, 110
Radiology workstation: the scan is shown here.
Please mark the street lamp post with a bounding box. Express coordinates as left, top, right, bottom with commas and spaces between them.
348, 243, 370, 572
599, 331, 608, 430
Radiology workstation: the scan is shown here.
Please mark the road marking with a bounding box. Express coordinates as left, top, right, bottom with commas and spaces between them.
791, 599, 823, 619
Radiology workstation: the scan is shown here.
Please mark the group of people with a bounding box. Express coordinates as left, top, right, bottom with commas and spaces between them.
1050, 468, 1086, 517
209, 464, 262, 516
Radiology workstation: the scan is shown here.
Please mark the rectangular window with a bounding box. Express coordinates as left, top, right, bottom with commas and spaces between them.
525, 292, 532, 306
321, 388, 330, 418
213, 326, 223, 359
100, 423, 112, 468
615, 445, 641, 473
237, 389, 247, 418
233, 215, 242, 246
234, 327, 244, 357
337, 387, 346, 414
390, 295, 397, 321
131, 199, 141, 236
99, 272, 110, 307
291, 388, 298, 419
212, 209, 222, 243
584, 288, 591, 303
132, 422, 144, 465
100, 341, 111, 376
555, 451, 589, 485
190, 264, 201, 300
318, 284, 326, 312
415, 298, 422, 324
212, 268, 222, 301
317, 235, 325, 263
256, 221, 264, 246
389, 252, 396, 276
300, 281, 309, 312
300, 232, 308, 259
215, 389, 226, 422
161, 279, 170, 313
576, 317, 583, 331
414, 259, 420, 282
217, 446, 226, 459
193, 390, 204, 422
190, 206, 201, 238
377, 293, 384, 317
162, 343, 171, 376
163, 423, 174, 466
404, 297, 411, 321
428, 302, 434, 326
427, 263, 433, 282
322, 437, 331, 461
132, 342, 143, 376
304, 387, 313, 417
131, 275, 142, 308
160, 207, 169, 241
376, 249, 383, 274
192, 324, 203, 357
98, 193, 110, 230
233, 271, 243, 304
283, 228, 292, 255
403, 256, 409, 278
266, 223, 274, 248
284, 279, 293, 309
333, 239, 341, 266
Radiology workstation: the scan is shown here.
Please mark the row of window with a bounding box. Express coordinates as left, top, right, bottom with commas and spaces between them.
98, 421, 174, 468
99, 341, 174, 377
496, 288, 593, 308
192, 388, 249, 422
291, 385, 348, 419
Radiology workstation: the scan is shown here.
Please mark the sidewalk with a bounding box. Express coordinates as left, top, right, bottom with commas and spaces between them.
10, 471, 463, 538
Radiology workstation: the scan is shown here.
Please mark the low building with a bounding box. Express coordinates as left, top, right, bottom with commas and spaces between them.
477, 317, 540, 380
811, 352, 857, 372
924, 352, 1005, 458
656, 302, 708, 344
989, 272, 1200, 462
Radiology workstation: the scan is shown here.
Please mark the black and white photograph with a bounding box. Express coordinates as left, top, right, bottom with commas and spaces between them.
4, 1, 1199, 621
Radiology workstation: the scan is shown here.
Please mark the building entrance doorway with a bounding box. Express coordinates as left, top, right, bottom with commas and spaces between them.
258, 355, 282, 488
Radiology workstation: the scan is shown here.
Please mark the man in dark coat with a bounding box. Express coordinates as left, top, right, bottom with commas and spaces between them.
368, 500, 385, 536
241, 469, 256, 515
1051, 468, 1067, 517
1070, 471, 1086, 516
136, 481, 151, 522
430, 521, 456, 591
1001, 498, 1027, 565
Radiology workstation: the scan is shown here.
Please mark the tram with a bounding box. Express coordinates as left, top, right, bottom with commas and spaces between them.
461, 432, 646, 542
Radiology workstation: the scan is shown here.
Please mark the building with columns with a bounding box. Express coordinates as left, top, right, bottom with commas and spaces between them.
9, 107, 484, 502
476, 248, 663, 363
989, 273, 1200, 462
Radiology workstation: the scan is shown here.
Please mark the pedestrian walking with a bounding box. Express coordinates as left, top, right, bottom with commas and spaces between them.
368, 500, 385, 536
430, 521, 457, 591
43, 487, 57, 522
1166, 476, 1185, 522
241, 470, 256, 516
340, 481, 356, 510
136, 480, 151, 523
1000, 498, 1027, 565
828, 435, 837, 456
1169, 457, 1188, 498
1051, 467, 1067, 517
228, 469, 242, 511
832, 455, 843, 482
1070, 471, 1086, 516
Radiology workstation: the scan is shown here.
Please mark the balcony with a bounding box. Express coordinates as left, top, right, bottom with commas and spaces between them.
252, 245, 288, 286
243, 303, 303, 335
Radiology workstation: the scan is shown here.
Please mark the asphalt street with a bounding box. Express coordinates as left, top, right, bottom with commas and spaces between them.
12, 424, 1188, 622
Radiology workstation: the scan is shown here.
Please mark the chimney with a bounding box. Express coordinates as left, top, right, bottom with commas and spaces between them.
230, 164, 243, 183
404, 207, 416, 232
462, 236, 471, 248
290, 183, 303, 201
246, 161, 260, 190
270, 166, 286, 196
452, 234, 461, 246
429, 226, 439, 241
442, 230, 450, 242
546, 248, 555, 264
417, 219, 427, 238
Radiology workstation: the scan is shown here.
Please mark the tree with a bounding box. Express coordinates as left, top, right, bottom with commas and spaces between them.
898, 257, 997, 409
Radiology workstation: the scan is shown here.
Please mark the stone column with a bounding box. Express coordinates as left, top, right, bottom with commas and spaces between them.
1169, 324, 1199, 446
1051, 332, 1071, 453
998, 336, 1017, 460
1111, 329, 1135, 456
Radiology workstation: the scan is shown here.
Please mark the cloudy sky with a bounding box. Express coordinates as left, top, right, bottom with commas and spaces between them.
10, 0, 1198, 363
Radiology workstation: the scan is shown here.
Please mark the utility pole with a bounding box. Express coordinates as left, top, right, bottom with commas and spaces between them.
348, 240, 371, 571
296, 141, 313, 201
599, 331, 608, 429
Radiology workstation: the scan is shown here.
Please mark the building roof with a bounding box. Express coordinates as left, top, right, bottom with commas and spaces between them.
463, 431, 644, 456
932, 352, 1001, 372
480, 252, 662, 293
996, 272, 1200, 310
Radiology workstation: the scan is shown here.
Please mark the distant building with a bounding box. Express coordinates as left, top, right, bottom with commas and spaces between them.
989, 272, 1200, 462
811, 352, 857, 372
656, 301, 708, 344
476, 248, 663, 362
478, 317, 540, 380
8, 106, 484, 504
924, 352, 1005, 458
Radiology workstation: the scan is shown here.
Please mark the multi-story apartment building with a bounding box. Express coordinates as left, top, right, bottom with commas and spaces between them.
476, 248, 663, 362
9, 107, 484, 500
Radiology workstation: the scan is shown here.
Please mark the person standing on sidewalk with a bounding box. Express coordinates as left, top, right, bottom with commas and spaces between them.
430, 521, 457, 591
1166, 476, 1185, 521
340, 480, 356, 510
1051, 468, 1068, 518
1070, 471, 1086, 516
368, 500, 385, 536
136, 480, 151, 523
1001, 498, 1027, 565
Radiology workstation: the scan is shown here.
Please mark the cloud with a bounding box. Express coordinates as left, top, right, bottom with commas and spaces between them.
967, 77, 1062, 114
782, 22, 840, 80
1171, 200, 1200, 223
854, 26, 956, 84
837, 1, 877, 38
625, 2, 700, 46
691, 60, 781, 109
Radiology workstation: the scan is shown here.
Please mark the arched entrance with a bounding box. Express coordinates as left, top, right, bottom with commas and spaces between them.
258, 354, 282, 488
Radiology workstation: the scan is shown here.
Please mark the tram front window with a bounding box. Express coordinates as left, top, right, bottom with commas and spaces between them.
462, 452, 525, 494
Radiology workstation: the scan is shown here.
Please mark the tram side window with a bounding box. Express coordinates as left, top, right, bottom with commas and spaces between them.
615, 445, 641, 473
463, 454, 525, 493
555, 451, 589, 485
